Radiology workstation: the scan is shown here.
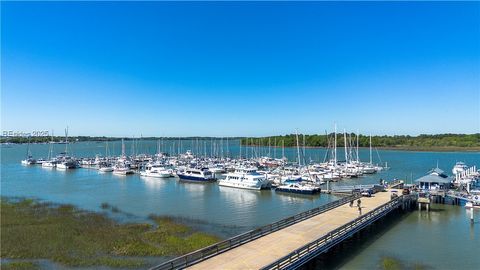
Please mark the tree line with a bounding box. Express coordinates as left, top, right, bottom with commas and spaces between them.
0, 136, 244, 144
240, 134, 480, 148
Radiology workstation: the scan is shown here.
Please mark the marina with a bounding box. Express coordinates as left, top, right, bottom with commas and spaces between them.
2, 139, 480, 269
15, 129, 399, 197
2, 1, 479, 269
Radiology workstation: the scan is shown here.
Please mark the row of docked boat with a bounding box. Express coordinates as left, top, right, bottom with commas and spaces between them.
20, 130, 387, 195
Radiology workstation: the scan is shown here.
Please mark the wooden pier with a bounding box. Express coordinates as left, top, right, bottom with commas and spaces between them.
151, 188, 414, 270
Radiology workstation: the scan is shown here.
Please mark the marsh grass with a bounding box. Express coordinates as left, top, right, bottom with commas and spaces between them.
1, 198, 221, 268
382, 257, 402, 270
380, 256, 431, 270
1, 261, 40, 270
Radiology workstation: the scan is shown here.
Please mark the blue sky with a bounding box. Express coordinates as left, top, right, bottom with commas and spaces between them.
2, 1, 479, 137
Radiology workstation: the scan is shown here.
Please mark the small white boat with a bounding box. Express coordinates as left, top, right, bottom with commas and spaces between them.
42, 160, 58, 168
21, 139, 36, 165
21, 157, 36, 165
99, 166, 114, 172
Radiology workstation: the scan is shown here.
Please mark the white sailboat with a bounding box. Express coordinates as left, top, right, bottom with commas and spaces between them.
98, 141, 114, 172
21, 137, 36, 165
57, 127, 78, 169
113, 139, 134, 175
42, 135, 57, 168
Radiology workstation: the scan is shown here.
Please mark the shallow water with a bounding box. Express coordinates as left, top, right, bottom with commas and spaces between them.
1, 140, 479, 269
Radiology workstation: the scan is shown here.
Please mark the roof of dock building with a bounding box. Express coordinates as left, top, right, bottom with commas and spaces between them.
415, 168, 452, 184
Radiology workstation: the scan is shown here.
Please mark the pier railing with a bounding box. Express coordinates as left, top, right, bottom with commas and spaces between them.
149, 193, 361, 270
389, 179, 404, 189
261, 195, 406, 270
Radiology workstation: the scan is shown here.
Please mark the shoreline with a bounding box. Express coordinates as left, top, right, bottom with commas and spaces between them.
241, 145, 480, 152
2, 141, 479, 152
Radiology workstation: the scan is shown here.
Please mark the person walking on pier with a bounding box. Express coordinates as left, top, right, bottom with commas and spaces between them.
356, 199, 362, 215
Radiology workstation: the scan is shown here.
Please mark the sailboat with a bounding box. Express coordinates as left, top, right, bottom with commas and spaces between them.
113, 139, 134, 175
57, 127, 78, 169
361, 135, 376, 174
99, 141, 114, 172
42, 135, 57, 168
21, 137, 36, 165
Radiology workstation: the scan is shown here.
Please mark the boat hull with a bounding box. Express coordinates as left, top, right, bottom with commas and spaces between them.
218, 181, 262, 190
275, 187, 321, 195
177, 174, 215, 182
141, 172, 171, 178
113, 170, 134, 175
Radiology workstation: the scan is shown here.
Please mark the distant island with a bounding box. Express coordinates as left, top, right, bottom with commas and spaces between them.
0, 136, 243, 144
1, 134, 479, 152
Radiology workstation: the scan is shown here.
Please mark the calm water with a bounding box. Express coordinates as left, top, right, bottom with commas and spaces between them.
1, 140, 479, 269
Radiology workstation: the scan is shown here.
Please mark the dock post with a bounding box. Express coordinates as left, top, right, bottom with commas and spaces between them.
426, 203, 429, 212
418, 202, 421, 211
471, 209, 474, 225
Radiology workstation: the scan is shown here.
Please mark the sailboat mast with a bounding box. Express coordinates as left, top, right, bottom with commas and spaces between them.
344, 129, 348, 165
64, 126, 69, 155
334, 124, 337, 165
369, 134, 372, 164
121, 138, 125, 157
274, 137, 277, 159
303, 134, 306, 162
295, 130, 301, 166
356, 130, 359, 163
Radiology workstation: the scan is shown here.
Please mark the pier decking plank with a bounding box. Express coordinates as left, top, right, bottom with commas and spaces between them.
188, 190, 398, 270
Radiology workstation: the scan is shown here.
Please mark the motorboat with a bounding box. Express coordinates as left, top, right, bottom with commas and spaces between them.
140, 162, 173, 178
177, 168, 214, 182
113, 157, 134, 175
219, 167, 268, 190
275, 183, 321, 195
452, 162, 468, 175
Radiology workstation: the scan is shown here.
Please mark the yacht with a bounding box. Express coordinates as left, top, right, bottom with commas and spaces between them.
209, 164, 226, 174
452, 162, 468, 175
219, 167, 268, 190
113, 157, 134, 175
177, 168, 214, 182
140, 162, 173, 178
275, 183, 321, 195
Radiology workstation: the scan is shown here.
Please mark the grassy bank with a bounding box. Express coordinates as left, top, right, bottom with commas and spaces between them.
380, 256, 429, 270
0, 198, 220, 268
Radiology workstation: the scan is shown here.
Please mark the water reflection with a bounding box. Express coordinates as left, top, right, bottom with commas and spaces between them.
218, 186, 261, 206
275, 191, 317, 203
140, 177, 168, 190
179, 180, 209, 193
